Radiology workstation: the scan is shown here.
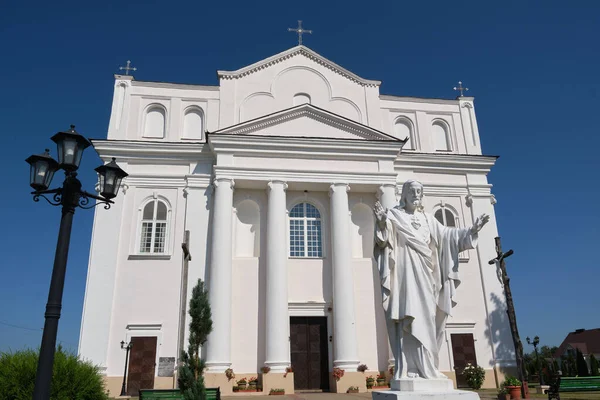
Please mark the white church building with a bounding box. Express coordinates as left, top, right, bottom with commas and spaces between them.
78, 44, 516, 396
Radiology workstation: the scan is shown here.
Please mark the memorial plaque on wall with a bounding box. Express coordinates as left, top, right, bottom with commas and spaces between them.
157, 357, 175, 377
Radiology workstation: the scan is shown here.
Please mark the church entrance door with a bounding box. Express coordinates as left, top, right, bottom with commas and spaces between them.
290, 316, 329, 391
127, 336, 157, 395
451, 333, 477, 388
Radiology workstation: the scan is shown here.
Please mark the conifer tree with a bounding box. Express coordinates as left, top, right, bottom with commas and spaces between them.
590, 354, 599, 376
576, 349, 590, 376
178, 279, 213, 400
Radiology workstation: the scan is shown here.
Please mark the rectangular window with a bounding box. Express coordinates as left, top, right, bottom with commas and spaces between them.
290, 219, 305, 257
140, 222, 153, 253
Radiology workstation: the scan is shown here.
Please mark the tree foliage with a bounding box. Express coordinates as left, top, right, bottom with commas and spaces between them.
590, 354, 599, 376
178, 279, 213, 400
0, 346, 108, 400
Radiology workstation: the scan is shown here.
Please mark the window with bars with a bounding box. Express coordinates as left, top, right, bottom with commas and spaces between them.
289, 202, 322, 258
140, 199, 168, 253
434, 208, 457, 227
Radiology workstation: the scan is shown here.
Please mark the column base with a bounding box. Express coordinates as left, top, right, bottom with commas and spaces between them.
204, 372, 234, 395
262, 372, 295, 395
332, 371, 367, 393
373, 389, 480, 400
263, 361, 289, 373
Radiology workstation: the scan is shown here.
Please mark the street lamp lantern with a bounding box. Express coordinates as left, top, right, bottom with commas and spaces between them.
95, 157, 128, 200
26, 149, 59, 191
50, 125, 91, 172
27, 124, 127, 400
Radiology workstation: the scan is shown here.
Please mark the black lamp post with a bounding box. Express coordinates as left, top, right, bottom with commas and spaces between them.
527, 336, 544, 385
120, 340, 134, 396
26, 125, 128, 400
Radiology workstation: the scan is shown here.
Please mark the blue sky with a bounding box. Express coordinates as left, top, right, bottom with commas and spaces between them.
1, 1, 598, 355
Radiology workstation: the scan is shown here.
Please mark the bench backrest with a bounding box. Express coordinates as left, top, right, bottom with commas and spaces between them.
139, 387, 220, 400
560, 377, 600, 391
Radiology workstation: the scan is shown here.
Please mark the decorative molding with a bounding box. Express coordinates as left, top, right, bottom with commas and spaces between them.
380, 94, 460, 105
213, 177, 235, 190
267, 180, 288, 191
213, 103, 398, 141
329, 182, 350, 197
446, 321, 476, 329
128, 254, 171, 261
490, 194, 497, 205
126, 323, 162, 331
217, 45, 381, 87
288, 301, 331, 316
461, 102, 473, 109
465, 192, 473, 207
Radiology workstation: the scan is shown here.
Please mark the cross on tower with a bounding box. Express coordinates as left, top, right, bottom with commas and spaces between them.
288, 20, 312, 45
453, 81, 469, 97
119, 60, 137, 76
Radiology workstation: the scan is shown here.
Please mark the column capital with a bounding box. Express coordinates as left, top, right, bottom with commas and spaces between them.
267, 180, 288, 191
329, 182, 350, 197
376, 183, 397, 199
213, 177, 235, 189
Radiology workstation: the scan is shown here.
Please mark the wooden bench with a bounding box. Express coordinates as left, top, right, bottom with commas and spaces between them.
547, 376, 600, 400
139, 387, 220, 400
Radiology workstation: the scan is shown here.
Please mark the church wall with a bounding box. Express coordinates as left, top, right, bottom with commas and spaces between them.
104, 185, 186, 377
230, 57, 369, 127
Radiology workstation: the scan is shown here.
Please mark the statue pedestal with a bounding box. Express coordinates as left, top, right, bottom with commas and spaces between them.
373, 378, 480, 400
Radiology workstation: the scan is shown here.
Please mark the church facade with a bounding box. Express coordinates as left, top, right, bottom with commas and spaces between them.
78, 45, 515, 396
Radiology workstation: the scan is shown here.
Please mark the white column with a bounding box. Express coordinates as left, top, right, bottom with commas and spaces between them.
265, 180, 290, 372
329, 183, 360, 370
205, 177, 235, 372
377, 183, 397, 368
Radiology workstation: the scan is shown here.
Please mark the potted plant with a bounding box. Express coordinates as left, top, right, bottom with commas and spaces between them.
333, 367, 345, 381
269, 388, 285, 395
347, 386, 359, 393
261, 366, 271, 374
497, 387, 509, 400
284, 366, 293, 378
357, 364, 368, 372
376, 373, 386, 387
233, 386, 239, 393
503, 376, 522, 399
237, 377, 248, 390
366, 375, 375, 389
248, 376, 258, 390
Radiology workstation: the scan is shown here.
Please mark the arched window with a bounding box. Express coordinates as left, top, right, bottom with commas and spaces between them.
140, 199, 169, 253
182, 107, 204, 140
394, 117, 415, 150
289, 202, 322, 258
434, 208, 457, 227
293, 93, 311, 106
143, 105, 166, 138
432, 120, 451, 151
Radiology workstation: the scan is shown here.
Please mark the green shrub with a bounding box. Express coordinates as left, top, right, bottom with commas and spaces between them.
461, 363, 486, 390
590, 354, 599, 376
502, 375, 522, 387
0, 346, 108, 400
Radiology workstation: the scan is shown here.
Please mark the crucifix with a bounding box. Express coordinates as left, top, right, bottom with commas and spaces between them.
453, 81, 469, 97
288, 20, 312, 45
119, 60, 137, 76
488, 237, 528, 398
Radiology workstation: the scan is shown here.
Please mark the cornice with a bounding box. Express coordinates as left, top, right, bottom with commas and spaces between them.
217, 45, 381, 87
213, 165, 397, 186
380, 95, 460, 105
92, 140, 214, 162
132, 80, 220, 91
396, 152, 497, 173
212, 103, 400, 142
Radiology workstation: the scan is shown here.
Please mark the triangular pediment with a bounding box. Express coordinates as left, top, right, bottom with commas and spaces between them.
217, 45, 381, 87
211, 104, 401, 141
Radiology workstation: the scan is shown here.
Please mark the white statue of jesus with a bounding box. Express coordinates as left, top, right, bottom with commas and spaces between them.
374, 180, 489, 386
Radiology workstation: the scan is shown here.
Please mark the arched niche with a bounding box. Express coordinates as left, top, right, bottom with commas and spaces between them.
234, 199, 261, 257
394, 117, 415, 149
143, 105, 166, 138
182, 107, 204, 140
432, 120, 451, 151
350, 203, 375, 258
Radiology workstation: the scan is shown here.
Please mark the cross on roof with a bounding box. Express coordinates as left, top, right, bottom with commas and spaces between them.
119, 60, 137, 76
288, 20, 312, 45
453, 81, 469, 97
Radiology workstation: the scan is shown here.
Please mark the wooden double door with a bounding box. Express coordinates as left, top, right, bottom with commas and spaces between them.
451, 333, 478, 388
290, 316, 329, 391
127, 336, 157, 396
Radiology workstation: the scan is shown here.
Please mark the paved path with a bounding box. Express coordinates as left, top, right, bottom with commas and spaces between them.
223, 392, 498, 400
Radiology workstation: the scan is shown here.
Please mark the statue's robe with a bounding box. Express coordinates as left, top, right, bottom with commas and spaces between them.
375, 207, 477, 379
